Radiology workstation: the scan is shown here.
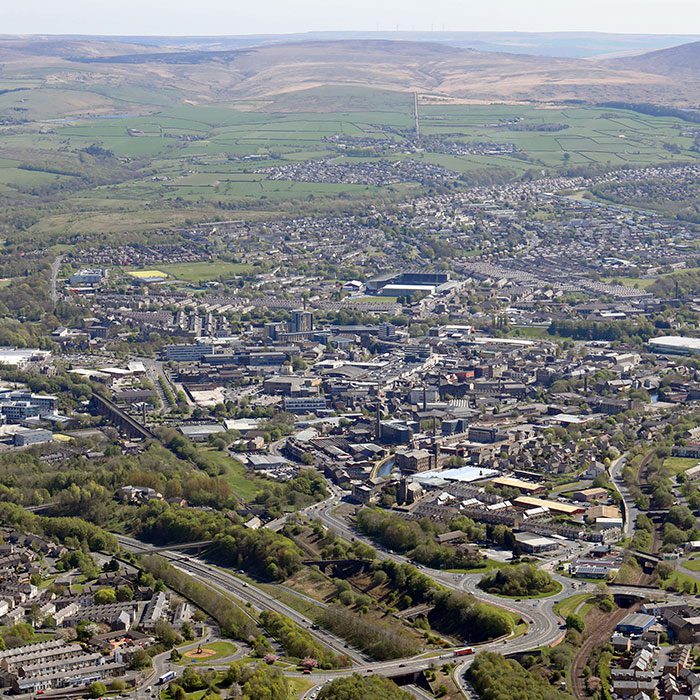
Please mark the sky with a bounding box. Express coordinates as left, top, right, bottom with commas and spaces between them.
4, 0, 700, 36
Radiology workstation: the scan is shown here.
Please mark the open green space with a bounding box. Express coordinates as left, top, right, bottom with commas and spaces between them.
683, 558, 700, 572
663, 457, 700, 476
2, 84, 699, 241
196, 448, 261, 502
157, 261, 253, 282
554, 593, 594, 620
601, 276, 658, 289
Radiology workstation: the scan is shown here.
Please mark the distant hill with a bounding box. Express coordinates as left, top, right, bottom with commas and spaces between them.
606, 40, 700, 77
7, 31, 700, 59
57, 39, 699, 106
1, 36, 700, 109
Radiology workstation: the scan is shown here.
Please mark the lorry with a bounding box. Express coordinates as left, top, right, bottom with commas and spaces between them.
454, 647, 474, 657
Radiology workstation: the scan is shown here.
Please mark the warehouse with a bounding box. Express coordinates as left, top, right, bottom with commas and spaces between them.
616, 613, 657, 635
648, 336, 700, 356
513, 496, 585, 516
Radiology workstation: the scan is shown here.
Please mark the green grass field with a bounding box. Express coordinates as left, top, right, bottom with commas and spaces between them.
663, 457, 700, 476
196, 448, 261, 501
601, 276, 658, 289
554, 593, 594, 620
158, 261, 252, 282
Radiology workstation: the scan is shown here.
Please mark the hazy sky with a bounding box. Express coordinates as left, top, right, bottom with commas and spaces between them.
5, 0, 700, 36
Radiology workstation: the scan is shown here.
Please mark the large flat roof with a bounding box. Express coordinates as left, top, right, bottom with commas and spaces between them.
649, 336, 700, 351
492, 476, 543, 492
514, 496, 585, 515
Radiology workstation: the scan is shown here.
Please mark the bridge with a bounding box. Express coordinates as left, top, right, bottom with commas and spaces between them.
630, 550, 662, 572
24, 503, 56, 514
91, 393, 154, 440
135, 540, 214, 553
302, 558, 374, 575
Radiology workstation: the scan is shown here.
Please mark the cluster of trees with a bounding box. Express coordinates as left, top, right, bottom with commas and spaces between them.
355, 508, 486, 569
370, 559, 513, 642
651, 268, 700, 297
214, 527, 303, 582
253, 470, 328, 518
0, 623, 39, 650
429, 589, 513, 642
548, 318, 656, 344
317, 674, 412, 700
258, 611, 348, 669
478, 564, 559, 598
141, 555, 256, 641
467, 652, 574, 700
0, 439, 242, 516
0, 502, 117, 553
316, 605, 419, 660
133, 500, 304, 581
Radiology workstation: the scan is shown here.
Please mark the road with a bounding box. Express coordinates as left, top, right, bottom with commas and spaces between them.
307, 495, 574, 694
50, 254, 64, 307
115, 534, 367, 664
120, 489, 680, 698
136, 356, 173, 415
609, 454, 637, 539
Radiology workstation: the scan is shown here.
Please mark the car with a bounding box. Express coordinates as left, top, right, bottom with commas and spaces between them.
399, 664, 405, 668
37, 692, 45, 696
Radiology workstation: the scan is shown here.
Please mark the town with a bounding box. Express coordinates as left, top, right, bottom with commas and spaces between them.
0, 15, 699, 700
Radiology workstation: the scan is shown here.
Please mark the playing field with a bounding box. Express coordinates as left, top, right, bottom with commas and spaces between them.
157, 262, 253, 282
127, 269, 168, 280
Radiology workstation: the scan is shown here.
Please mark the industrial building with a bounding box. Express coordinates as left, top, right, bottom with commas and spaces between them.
648, 336, 700, 356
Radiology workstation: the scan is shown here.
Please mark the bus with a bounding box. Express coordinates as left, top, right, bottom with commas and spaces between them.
158, 671, 177, 685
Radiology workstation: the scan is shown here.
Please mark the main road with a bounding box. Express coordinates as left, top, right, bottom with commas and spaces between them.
116, 492, 606, 697
609, 454, 637, 539
115, 534, 367, 664
302, 493, 575, 692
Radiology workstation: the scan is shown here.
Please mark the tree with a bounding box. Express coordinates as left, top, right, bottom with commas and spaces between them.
94, 587, 117, 605
88, 682, 107, 698
155, 619, 182, 649
317, 674, 412, 700
241, 665, 288, 700
182, 667, 206, 692
566, 614, 585, 633
116, 585, 134, 602
130, 647, 151, 670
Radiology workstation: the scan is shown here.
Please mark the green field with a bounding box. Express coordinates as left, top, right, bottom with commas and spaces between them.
197, 449, 261, 501
2, 83, 700, 240
158, 261, 253, 282
554, 593, 594, 620
601, 276, 658, 289
663, 457, 700, 476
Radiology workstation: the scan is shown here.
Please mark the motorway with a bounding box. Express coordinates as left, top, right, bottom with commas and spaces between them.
118, 487, 686, 698
116, 534, 366, 664
305, 493, 574, 694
